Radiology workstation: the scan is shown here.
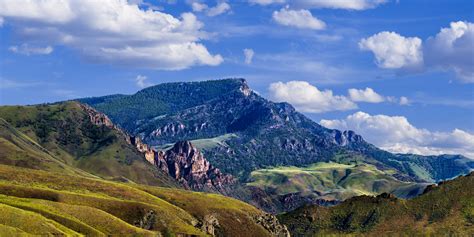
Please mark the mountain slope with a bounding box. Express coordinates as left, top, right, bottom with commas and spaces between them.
0, 102, 178, 187
0, 164, 289, 236
247, 162, 427, 211
278, 172, 474, 236
80, 78, 474, 183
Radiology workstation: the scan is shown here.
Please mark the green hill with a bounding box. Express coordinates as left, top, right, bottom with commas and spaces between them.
279, 172, 474, 236
0, 164, 287, 236
247, 162, 426, 211
0, 102, 177, 186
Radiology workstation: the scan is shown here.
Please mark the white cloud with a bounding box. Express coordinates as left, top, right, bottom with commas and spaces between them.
361, 21, 473, 83
207, 2, 231, 17
348, 87, 385, 103
399, 96, 409, 105
269, 81, 357, 113
0, 0, 223, 70
359, 31, 423, 69
135, 75, 153, 88
9, 44, 53, 55
243, 48, 254, 64
425, 21, 474, 83
0, 17, 4, 27
320, 111, 474, 158
272, 7, 326, 30
191, 2, 208, 12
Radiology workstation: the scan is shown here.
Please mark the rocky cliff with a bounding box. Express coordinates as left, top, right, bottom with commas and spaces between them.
80, 103, 234, 194
153, 141, 235, 194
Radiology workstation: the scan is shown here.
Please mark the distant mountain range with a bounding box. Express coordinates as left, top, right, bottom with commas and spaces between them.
79, 79, 473, 207
1, 78, 473, 235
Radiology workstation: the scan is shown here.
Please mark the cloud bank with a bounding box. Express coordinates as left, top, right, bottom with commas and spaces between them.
321, 111, 474, 158
360, 21, 474, 82
0, 0, 223, 70
269, 81, 357, 113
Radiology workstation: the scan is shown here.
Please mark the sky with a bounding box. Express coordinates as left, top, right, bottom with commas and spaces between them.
0, 0, 473, 158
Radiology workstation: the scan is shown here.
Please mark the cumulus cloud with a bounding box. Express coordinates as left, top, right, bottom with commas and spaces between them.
399, 96, 409, 105
9, 44, 53, 55
359, 31, 423, 70
243, 48, 255, 64
188, 1, 230, 16
0, 0, 223, 70
425, 21, 474, 83
272, 7, 326, 30
320, 111, 474, 158
207, 2, 231, 16
135, 75, 153, 88
250, 0, 387, 10
348, 87, 385, 103
269, 81, 357, 113
360, 21, 473, 82
191, 2, 208, 12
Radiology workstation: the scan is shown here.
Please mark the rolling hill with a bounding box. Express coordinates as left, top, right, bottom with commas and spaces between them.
0, 102, 290, 236
0, 164, 288, 236
278, 172, 474, 236
0, 102, 177, 187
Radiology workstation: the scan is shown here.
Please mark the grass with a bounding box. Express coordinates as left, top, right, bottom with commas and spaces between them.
156, 133, 238, 151
0, 102, 178, 187
0, 164, 274, 236
279, 172, 474, 236
247, 162, 424, 201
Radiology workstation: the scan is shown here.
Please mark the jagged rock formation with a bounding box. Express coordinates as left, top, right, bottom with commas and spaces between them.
255, 214, 290, 237
80, 103, 234, 193
153, 141, 235, 193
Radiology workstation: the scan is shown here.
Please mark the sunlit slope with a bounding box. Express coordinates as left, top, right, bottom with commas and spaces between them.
248, 162, 426, 201
0, 118, 93, 177
279, 172, 474, 236
0, 102, 177, 186
0, 164, 277, 236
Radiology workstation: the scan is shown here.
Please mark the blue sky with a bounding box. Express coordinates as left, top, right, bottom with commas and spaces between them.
0, 0, 473, 158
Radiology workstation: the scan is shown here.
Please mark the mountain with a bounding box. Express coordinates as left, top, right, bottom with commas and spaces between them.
79, 78, 473, 210
247, 162, 427, 211
278, 172, 474, 236
0, 102, 178, 187
0, 102, 290, 236
80, 79, 473, 183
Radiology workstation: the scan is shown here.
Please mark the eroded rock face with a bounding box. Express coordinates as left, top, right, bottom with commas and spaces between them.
80, 103, 235, 194
154, 141, 235, 194
255, 214, 290, 237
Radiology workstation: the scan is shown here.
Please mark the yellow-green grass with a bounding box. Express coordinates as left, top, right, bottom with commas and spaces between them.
0, 164, 273, 236
156, 133, 238, 151
279, 172, 474, 236
0, 203, 80, 236
138, 185, 272, 237
247, 162, 422, 200
0, 118, 94, 178
0, 102, 178, 187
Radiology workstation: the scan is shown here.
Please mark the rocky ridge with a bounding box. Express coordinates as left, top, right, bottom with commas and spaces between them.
80, 103, 235, 193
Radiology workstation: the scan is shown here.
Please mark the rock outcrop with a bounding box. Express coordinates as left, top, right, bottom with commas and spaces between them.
153, 141, 235, 194
254, 214, 290, 237
80, 103, 234, 194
